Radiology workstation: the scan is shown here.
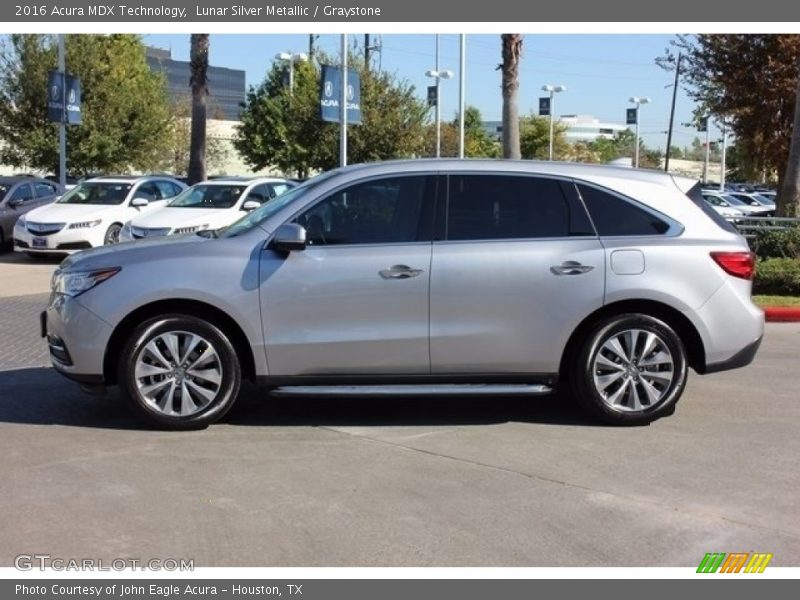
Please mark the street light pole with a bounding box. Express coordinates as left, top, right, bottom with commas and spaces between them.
435, 34, 441, 157
629, 96, 651, 168
703, 121, 711, 185
458, 33, 466, 159
720, 122, 727, 191
664, 53, 682, 172
541, 84, 566, 161
275, 52, 308, 96
340, 33, 347, 167
58, 34, 66, 192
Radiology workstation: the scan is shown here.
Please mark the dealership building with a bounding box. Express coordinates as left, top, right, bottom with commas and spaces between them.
483, 114, 627, 143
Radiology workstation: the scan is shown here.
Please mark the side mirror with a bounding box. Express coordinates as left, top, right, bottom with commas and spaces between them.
6, 198, 22, 209
131, 197, 149, 208
270, 223, 306, 252
242, 200, 260, 211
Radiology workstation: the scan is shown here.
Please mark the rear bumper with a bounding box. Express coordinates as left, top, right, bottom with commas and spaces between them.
702, 334, 762, 374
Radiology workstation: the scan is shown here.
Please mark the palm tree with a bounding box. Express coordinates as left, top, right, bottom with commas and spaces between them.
500, 34, 523, 159
188, 34, 209, 185
779, 56, 800, 218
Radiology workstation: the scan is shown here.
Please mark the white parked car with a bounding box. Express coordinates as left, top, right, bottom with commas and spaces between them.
13, 176, 185, 256
700, 192, 744, 219
119, 177, 296, 242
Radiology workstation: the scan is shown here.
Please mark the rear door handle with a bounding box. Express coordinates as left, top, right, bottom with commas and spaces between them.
379, 264, 424, 279
550, 261, 594, 276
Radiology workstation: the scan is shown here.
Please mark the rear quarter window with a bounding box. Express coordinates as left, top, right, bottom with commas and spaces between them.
577, 184, 670, 236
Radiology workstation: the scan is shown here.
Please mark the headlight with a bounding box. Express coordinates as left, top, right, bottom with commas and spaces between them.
173, 224, 209, 235
68, 219, 102, 229
51, 267, 121, 297
16, 214, 26, 228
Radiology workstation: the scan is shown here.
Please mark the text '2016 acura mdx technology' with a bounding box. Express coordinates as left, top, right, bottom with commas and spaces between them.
42, 160, 764, 429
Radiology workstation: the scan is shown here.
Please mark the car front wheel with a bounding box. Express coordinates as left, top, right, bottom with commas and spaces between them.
571, 313, 688, 425
118, 315, 241, 429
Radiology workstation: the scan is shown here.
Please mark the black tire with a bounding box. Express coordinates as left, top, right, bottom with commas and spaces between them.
104, 223, 122, 245
570, 313, 688, 425
118, 315, 241, 430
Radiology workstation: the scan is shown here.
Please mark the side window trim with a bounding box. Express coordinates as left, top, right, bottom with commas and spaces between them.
573, 179, 684, 238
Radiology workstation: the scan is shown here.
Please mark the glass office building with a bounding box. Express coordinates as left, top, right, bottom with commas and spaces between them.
146, 47, 245, 121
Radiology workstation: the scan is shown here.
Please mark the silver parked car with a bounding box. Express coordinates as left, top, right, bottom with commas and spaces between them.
42, 160, 764, 429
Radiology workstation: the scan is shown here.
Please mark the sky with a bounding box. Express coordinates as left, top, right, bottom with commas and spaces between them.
142, 33, 720, 152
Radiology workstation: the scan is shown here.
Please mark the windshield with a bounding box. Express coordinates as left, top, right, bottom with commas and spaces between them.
57, 181, 132, 205
219, 171, 339, 238
170, 184, 247, 209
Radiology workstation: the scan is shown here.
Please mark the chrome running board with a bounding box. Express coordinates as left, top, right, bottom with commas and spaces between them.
269, 384, 553, 398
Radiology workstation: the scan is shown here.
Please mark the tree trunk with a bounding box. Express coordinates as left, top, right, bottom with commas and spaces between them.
779, 56, 800, 218
501, 34, 522, 160
188, 34, 209, 185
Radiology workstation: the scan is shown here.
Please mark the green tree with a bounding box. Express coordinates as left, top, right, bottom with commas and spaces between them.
235, 54, 427, 177
667, 34, 800, 215
423, 106, 499, 158
519, 114, 568, 160
160, 98, 229, 176
0, 34, 171, 175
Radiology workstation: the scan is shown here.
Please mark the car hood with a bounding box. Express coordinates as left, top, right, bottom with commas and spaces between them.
60, 233, 211, 271
131, 206, 240, 229
25, 203, 120, 223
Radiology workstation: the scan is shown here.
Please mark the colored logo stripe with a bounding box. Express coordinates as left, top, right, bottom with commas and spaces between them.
697, 552, 773, 573
744, 553, 773, 573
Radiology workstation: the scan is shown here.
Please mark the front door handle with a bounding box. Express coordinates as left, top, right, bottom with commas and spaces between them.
550, 261, 594, 276
379, 265, 424, 279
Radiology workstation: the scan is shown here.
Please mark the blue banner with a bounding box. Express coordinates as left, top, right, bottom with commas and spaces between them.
47, 71, 82, 125
539, 97, 551, 116
320, 65, 362, 125
626, 107, 637, 126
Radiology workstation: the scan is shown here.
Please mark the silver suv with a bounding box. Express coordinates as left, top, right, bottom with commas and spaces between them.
42, 160, 764, 429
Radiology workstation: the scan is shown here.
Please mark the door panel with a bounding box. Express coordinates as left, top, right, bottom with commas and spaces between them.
260, 244, 431, 375
430, 239, 604, 373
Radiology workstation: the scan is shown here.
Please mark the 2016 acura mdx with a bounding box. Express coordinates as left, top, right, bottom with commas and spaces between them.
42, 160, 764, 429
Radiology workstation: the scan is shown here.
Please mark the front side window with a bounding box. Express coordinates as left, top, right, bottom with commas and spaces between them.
294, 176, 431, 246
578, 184, 670, 236
9, 183, 34, 202
34, 182, 56, 198
154, 180, 180, 199
446, 175, 572, 241
57, 182, 132, 205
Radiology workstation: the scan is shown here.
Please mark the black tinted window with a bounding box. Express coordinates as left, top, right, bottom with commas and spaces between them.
578, 184, 670, 236
34, 182, 56, 198
10, 184, 34, 201
296, 176, 431, 246
446, 175, 570, 240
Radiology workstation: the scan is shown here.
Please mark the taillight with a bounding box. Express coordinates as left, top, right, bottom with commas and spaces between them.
710, 251, 755, 280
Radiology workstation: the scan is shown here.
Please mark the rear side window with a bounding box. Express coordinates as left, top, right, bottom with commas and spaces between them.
577, 184, 669, 236
687, 182, 738, 234
446, 175, 577, 240
34, 182, 56, 198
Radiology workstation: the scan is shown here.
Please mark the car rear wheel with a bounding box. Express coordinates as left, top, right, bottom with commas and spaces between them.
570, 313, 688, 425
104, 223, 122, 245
118, 315, 241, 429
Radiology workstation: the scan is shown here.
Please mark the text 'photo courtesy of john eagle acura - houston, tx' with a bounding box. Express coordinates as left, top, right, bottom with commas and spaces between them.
42, 159, 764, 429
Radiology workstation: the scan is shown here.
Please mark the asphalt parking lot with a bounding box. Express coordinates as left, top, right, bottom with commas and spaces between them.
0, 249, 798, 567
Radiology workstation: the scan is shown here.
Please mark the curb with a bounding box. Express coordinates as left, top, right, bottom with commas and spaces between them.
762, 306, 800, 322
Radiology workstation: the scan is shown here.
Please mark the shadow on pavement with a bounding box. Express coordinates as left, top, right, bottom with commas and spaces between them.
0, 366, 599, 430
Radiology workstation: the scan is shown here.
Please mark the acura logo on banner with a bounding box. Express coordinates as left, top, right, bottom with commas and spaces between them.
47, 70, 82, 125
626, 108, 638, 125
319, 65, 362, 124
539, 97, 551, 116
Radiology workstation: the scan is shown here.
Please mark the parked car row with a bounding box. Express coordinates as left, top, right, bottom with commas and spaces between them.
8, 175, 296, 257
700, 188, 775, 219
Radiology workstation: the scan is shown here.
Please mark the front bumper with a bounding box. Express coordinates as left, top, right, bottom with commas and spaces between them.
14, 224, 103, 255
42, 294, 113, 383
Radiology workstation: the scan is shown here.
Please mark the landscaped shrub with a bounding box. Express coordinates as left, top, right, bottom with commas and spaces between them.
752, 227, 800, 259
753, 258, 800, 296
